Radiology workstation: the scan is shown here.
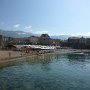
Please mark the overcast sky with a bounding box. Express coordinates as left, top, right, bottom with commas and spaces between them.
0, 0, 90, 36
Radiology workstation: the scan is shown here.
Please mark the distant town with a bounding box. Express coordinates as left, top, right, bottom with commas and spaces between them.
0, 33, 90, 50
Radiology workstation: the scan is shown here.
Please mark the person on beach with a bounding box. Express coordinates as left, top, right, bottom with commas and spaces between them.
9, 52, 11, 57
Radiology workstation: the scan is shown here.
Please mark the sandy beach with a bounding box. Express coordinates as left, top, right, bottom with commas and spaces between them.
0, 50, 37, 63
0, 49, 90, 64
0, 49, 54, 64
0, 50, 24, 62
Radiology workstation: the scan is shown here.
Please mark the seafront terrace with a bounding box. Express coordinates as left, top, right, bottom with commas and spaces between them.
14, 45, 56, 50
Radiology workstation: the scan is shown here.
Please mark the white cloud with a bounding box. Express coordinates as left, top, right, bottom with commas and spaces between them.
18, 32, 27, 35
24, 25, 33, 32
13, 24, 20, 28
76, 32, 90, 36
25, 25, 32, 29
35, 30, 49, 34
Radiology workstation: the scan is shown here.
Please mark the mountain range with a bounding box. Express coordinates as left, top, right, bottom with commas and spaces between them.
51, 35, 72, 40
0, 29, 90, 40
0, 29, 32, 38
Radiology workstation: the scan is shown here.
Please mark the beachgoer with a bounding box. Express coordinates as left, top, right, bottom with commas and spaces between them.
9, 52, 11, 57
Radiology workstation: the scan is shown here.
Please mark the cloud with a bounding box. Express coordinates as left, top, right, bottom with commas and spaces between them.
18, 32, 27, 35
13, 24, 20, 28
76, 32, 90, 36
24, 25, 33, 32
24, 25, 32, 29
35, 30, 49, 34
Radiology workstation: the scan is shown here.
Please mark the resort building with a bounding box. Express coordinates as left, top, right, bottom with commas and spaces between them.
51, 39, 62, 46
68, 37, 90, 49
0, 35, 13, 49
28, 36, 39, 45
39, 34, 52, 45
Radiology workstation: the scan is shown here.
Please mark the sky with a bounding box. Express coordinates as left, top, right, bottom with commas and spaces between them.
0, 0, 90, 36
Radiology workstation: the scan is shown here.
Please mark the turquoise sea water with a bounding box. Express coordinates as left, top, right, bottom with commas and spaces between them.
0, 52, 90, 90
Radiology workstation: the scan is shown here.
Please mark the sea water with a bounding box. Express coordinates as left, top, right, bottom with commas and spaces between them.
0, 52, 90, 90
